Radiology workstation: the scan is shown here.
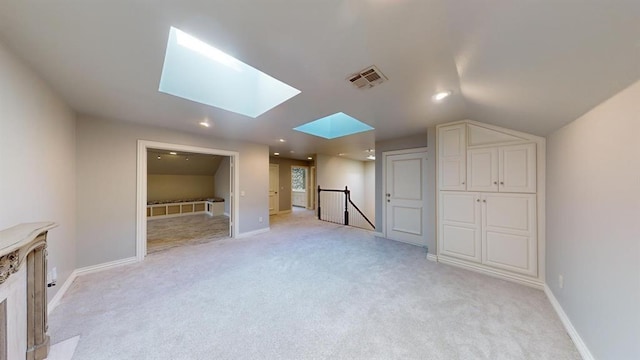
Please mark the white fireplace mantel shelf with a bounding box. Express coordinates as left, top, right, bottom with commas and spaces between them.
0, 222, 57, 259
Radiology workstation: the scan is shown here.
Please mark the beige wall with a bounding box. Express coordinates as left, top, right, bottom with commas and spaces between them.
546, 80, 640, 359
0, 40, 77, 301
363, 161, 375, 222
147, 175, 215, 202
76, 116, 269, 267
316, 154, 367, 211
214, 157, 231, 214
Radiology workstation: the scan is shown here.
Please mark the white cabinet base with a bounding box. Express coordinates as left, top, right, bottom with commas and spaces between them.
436, 254, 544, 289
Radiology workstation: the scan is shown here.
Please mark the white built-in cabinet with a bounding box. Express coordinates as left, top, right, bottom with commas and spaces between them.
436, 120, 544, 288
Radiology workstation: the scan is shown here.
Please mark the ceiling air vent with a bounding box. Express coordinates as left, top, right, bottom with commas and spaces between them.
347, 65, 387, 89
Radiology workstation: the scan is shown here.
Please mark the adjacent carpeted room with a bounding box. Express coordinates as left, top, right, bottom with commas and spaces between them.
49, 210, 579, 359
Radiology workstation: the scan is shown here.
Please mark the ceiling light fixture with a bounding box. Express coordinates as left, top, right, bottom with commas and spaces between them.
367, 155, 376, 160
169, 152, 177, 155
199, 121, 210, 127
157, 156, 161, 160
274, 152, 280, 156
432, 90, 452, 102
279, 139, 286, 143
307, 157, 313, 160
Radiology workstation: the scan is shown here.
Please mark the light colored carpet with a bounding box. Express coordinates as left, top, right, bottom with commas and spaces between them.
50, 209, 579, 359
147, 214, 230, 253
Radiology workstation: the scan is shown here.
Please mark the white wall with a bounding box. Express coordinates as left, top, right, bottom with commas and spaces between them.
147, 175, 215, 202
546, 80, 640, 359
214, 157, 231, 215
76, 116, 268, 267
0, 41, 77, 301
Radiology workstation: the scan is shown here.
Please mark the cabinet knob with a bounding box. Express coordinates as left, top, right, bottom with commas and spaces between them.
493, 181, 498, 185
500, 181, 504, 185
386, 193, 390, 197
461, 181, 465, 185
476, 198, 480, 202
483, 199, 486, 203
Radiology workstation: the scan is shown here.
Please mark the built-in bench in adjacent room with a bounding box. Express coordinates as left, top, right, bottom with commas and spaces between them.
146, 197, 225, 219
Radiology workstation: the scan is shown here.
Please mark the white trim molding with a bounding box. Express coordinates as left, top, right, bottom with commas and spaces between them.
236, 227, 270, 239
48, 257, 138, 315
136, 140, 240, 261
544, 285, 595, 360
426, 253, 438, 262
47, 270, 78, 315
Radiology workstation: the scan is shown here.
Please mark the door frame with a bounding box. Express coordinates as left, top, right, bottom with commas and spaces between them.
136, 140, 240, 261
381, 147, 428, 244
290, 165, 309, 208
269, 163, 280, 215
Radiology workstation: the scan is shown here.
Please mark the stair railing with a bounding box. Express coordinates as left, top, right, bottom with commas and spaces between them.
317, 186, 375, 230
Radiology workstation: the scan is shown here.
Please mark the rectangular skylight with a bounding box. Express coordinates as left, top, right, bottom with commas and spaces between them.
159, 27, 301, 118
293, 112, 374, 139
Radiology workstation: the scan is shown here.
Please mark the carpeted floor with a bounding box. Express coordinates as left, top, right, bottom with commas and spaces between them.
147, 214, 230, 253
50, 209, 580, 359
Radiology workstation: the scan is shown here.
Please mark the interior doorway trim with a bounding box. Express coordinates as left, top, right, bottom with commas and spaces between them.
136, 140, 240, 261
381, 147, 428, 242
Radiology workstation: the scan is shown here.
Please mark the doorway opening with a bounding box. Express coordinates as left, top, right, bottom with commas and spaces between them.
291, 165, 309, 208
136, 140, 240, 260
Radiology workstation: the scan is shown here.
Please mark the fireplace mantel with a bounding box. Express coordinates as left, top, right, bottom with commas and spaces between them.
0, 222, 56, 360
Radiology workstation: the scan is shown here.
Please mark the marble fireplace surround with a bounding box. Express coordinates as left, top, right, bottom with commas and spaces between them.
0, 222, 56, 360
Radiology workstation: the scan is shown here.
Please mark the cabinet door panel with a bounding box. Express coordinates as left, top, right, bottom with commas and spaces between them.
442, 225, 481, 261
439, 125, 466, 191
482, 193, 537, 276
499, 143, 536, 193
467, 148, 498, 192
484, 231, 535, 275
439, 192, 481, 262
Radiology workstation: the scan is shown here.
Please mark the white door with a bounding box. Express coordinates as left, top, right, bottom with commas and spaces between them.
467, 147, 498, 192
438, 124, 466, 191
385, 150, 428, 246
439, 191, 482, 262
499, 143, 536, 193
269, 164, 279, 215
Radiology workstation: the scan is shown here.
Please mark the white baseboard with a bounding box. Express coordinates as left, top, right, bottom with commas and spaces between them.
437, 256, 544, 289
544, 284, 594, 360
373, 231, 384, 238
426, 253, 438, 262
236, 227, 270, 238
48, 256, 138, 315
278, 210, 292, 215
48, 270, 78, 315
75, 256, 138, 277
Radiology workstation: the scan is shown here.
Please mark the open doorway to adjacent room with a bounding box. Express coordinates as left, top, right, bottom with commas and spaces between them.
136, 141, 239, 259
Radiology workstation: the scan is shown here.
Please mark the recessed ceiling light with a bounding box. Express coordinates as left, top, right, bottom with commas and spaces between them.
307, 157, 313, 160
367, 155, 376, 160
338, 153, 345, 156
169, 152, 177, 155
432, 90, 452, 102
279, 139, 286, 143
157, 156, 161, 160
274, 152, 280, 156
159, 27, 301, 118
199, 121, 210, 127
186, 157, 189, 161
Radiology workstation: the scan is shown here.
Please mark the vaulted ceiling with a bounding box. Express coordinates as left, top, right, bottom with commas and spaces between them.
0, 1, 638, 161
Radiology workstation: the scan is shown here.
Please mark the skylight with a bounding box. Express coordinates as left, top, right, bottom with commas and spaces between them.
293, 112, 374, 139
159, 27, 301, 118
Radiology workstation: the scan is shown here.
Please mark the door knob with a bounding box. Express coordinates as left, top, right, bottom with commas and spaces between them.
500, 181, 504, 185
387, 199, 390, 203
461, 181, 465, 185
483, 199, 486, 203
493, 181, 497, 185
386, 193, 390, 197
476, 198, 480, 202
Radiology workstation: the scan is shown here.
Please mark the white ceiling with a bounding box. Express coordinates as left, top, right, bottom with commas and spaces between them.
0, 0, 638, 161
